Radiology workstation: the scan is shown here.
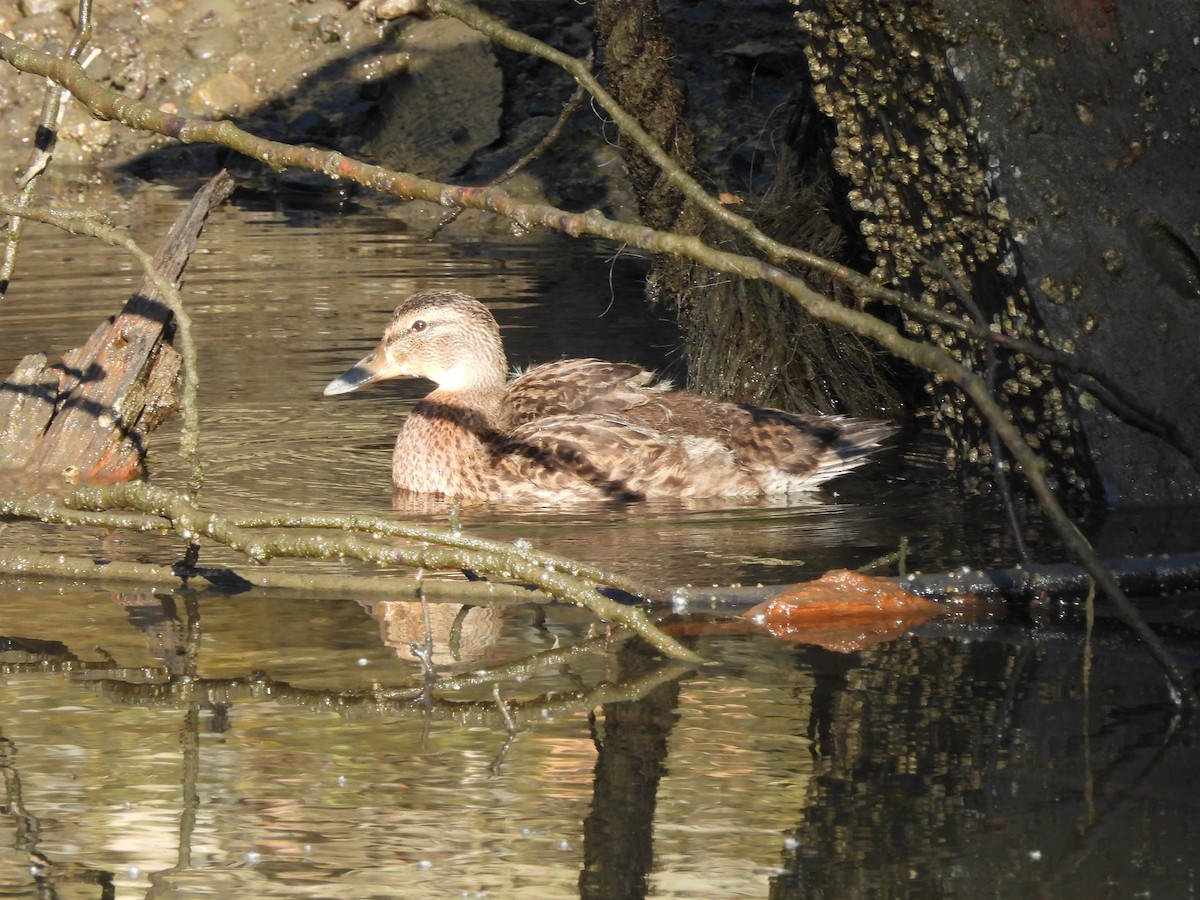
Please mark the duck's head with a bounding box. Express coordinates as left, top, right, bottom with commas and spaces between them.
324, 290, 508, 396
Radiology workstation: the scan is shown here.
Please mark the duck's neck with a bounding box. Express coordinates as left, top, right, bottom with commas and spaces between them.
392, 386, 509, 497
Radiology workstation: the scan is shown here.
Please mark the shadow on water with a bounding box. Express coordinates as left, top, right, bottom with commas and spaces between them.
2, 189, 1199, 897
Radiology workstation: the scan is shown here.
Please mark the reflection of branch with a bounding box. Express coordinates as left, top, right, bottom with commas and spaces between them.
1039, 721, 1188, 895
0, 30, 1191, 705
0, 483, 700, 662
381, 631, 639, 697
0, 730, 37, 848
1, 724, 117, 895
81, 652, 694, 732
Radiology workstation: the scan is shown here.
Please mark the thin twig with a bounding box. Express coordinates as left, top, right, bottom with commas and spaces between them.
429, 71, 589, 238
0, 0, 93, 295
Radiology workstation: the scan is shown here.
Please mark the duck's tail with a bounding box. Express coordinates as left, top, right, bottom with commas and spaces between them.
806, 418, 900, 486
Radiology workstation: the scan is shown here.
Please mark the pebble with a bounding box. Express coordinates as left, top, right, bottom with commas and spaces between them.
170, 58, 223, 96
18, 0, 69, 16
138, 6, 169, 28
291, 0, 344, 30
11, 11, 72, 47
61, 117, 113, 155
374, 0, 428, 21
185, 26, 244, 61
191, 72, 254, 118
185, 0, 242, 28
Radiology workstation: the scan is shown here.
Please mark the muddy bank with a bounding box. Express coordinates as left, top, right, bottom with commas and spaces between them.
0, 0, 802, 210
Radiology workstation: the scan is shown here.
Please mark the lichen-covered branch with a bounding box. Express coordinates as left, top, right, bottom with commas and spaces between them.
227, 510, 660, 601
0, 484, 700, 663
0, 546, 537, 603
76, 653, 695, 729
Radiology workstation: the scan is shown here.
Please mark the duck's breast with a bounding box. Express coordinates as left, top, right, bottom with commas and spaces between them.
392, 399, 497, 497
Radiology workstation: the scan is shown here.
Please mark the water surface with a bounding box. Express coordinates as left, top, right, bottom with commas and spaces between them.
1, 179, 1197, 898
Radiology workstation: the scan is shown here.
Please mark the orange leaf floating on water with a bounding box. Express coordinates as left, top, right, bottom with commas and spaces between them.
744, 569, 944, 653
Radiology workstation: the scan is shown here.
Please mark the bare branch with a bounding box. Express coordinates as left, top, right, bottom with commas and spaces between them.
0, 484, 701, 663
0, 0, 94, 294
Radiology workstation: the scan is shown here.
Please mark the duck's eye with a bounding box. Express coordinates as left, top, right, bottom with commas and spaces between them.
411, 320, 427, 333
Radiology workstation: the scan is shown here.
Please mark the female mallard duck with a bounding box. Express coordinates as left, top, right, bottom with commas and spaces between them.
325, 290, 896, 503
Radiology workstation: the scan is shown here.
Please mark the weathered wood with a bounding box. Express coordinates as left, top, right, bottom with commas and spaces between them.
0, 171, 233, 486
0, 353, 57, 469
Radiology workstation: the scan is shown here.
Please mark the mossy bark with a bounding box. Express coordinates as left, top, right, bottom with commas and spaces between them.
592, 0, 900, 417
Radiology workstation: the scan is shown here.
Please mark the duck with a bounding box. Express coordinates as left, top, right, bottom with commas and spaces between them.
324, 290, 896, 504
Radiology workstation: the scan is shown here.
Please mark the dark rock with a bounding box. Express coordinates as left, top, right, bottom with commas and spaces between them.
939, 0, 1200, 503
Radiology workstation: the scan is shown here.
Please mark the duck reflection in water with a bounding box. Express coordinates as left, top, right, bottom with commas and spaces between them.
324, 290, 896, 505
361, 599, 505, 669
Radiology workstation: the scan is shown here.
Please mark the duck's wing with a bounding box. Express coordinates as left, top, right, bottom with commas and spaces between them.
488, 412, 760, 501
505, 359, 662, 423
727, 409, 898, 487
623, 393, 898, 490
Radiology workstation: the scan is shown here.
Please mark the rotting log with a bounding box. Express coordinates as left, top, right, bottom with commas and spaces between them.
0, 171, 233, 486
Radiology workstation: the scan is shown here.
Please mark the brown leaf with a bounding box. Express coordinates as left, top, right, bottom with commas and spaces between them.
744, 570, 945, 653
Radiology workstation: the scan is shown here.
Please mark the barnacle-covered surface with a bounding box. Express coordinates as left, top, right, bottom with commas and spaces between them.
793, 0, 1094, 496
794, 0, 1200, 503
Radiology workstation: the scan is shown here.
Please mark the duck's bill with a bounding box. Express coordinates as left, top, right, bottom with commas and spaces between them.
323, 347, 405, 396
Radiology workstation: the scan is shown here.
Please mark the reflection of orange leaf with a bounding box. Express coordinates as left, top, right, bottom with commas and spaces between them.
744, 570, 944, 653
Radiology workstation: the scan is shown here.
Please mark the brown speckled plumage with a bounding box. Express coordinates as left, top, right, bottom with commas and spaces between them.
324, 290, 896, 503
